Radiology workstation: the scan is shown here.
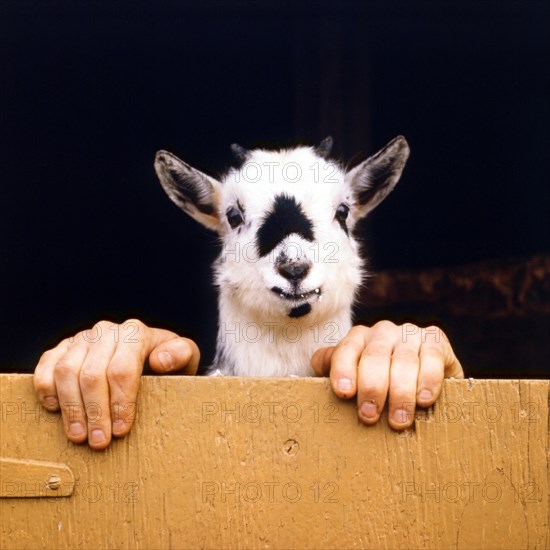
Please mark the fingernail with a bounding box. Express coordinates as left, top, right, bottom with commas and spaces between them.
418, 389, 432, 401
69, 423, 84, 437
393, 409, 409, 424
158, 351, 173, 370
44, 396, 59, 410
112, 419, 125, 434
360, 402, 378, 419
90, 429, 106, 445
337, 378, 353, 393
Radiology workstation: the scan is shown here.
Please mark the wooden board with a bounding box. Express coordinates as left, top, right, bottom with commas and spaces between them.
1, 374, 548, 549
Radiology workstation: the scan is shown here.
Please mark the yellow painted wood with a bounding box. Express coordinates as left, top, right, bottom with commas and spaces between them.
0, 374, 548, 549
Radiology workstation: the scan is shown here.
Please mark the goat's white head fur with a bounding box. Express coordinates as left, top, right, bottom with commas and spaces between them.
154, 136, 409, 377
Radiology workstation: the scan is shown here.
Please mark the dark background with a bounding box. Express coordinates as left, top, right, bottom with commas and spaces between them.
1, 1, 548, 374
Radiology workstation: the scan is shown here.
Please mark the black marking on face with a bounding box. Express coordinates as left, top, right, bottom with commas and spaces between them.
256, 194, 315, 257
288, 303, 312, 318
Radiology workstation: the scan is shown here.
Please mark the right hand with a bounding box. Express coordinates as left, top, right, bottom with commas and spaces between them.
33, 319, 200, 450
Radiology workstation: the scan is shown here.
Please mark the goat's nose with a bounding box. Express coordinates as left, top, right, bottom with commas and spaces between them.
278, 261, 310, 282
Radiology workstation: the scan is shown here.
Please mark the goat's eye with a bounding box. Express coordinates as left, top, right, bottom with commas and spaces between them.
335, 203, 349, 222
226, 207, 243, 229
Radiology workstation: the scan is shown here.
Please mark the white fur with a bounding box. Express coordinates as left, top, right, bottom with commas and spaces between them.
213, 147, 361, 376
154, 137, 409, 377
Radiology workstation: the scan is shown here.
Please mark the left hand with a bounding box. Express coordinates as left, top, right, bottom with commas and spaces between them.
311, 321, 464, 430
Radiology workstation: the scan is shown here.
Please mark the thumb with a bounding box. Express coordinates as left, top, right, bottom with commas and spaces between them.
149, 335, 201, 374
311, 346, 336, 376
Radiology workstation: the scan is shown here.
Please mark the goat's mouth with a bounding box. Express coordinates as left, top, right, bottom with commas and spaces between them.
270, 286, 322, 302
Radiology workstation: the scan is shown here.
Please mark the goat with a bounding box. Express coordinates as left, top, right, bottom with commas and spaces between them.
154, 136, 409, 377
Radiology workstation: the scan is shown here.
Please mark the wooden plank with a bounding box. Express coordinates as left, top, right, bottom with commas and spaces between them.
0, 374, 548, 549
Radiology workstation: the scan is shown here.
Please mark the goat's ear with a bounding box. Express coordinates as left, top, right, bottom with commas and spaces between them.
154, 150, 222, 232
345, 136, 410, 218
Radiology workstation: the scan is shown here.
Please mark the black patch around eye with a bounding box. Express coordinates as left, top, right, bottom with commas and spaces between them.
226, 207, 243, 229
256, 194, 315, 257
335, 203, 349, 234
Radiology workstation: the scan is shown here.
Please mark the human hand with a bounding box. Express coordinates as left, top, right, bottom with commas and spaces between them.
34, 319, 200, 450
311, 321, 463, 429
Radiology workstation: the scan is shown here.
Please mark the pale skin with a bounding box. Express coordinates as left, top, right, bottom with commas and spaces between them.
34, 319, 463, 450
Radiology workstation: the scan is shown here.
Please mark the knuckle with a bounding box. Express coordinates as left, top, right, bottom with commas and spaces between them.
390, 378, 414, 397
33, 376, 51, 394
124, 318, 145, 331
373, 320, 396, 332
59, 401, 82, 416
39, 348, 56, 362
54, 359, 78, 378
123, 319, 147, 346
420, 346, 445, 362
95, 320, 114, 332
360, 382, 386, 398
392, 346, 419, 363
107, 362, 134, 387
81, 320, 113, 344
336, 339, 362, 355
364, 342, 392, 357
425, 325, 447, 342
349, 325, 367, 337
79, 369, 102, 390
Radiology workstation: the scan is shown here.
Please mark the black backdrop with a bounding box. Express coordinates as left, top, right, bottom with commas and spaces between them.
1, 1, 548, 371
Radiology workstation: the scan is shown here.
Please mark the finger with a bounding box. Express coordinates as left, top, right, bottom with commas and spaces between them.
34, 338, 72, 411
79, 322, 118, 450
356, 335, 394, 425
310, 346, 335, 376
415, 326, 451, 406
422, 326, 464, 379
149, 335, 201, 375
107, 343, 147, 439
416, 344, 445, 407
329, 327, 368, 398
52, 339, 90, 443
388, 326, 422, 430
108, 326, 199, 438
416, 326, 464, 408
105, 319, 157, 438
443, 341, 464, 379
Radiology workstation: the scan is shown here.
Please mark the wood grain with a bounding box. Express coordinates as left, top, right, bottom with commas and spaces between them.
1, 375, 548, 549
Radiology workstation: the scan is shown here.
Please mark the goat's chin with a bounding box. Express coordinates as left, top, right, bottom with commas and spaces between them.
219, 280, 355, 325
267, 285, 321, 318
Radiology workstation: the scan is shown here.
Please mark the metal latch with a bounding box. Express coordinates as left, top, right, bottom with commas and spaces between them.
0, 457, 74, 498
